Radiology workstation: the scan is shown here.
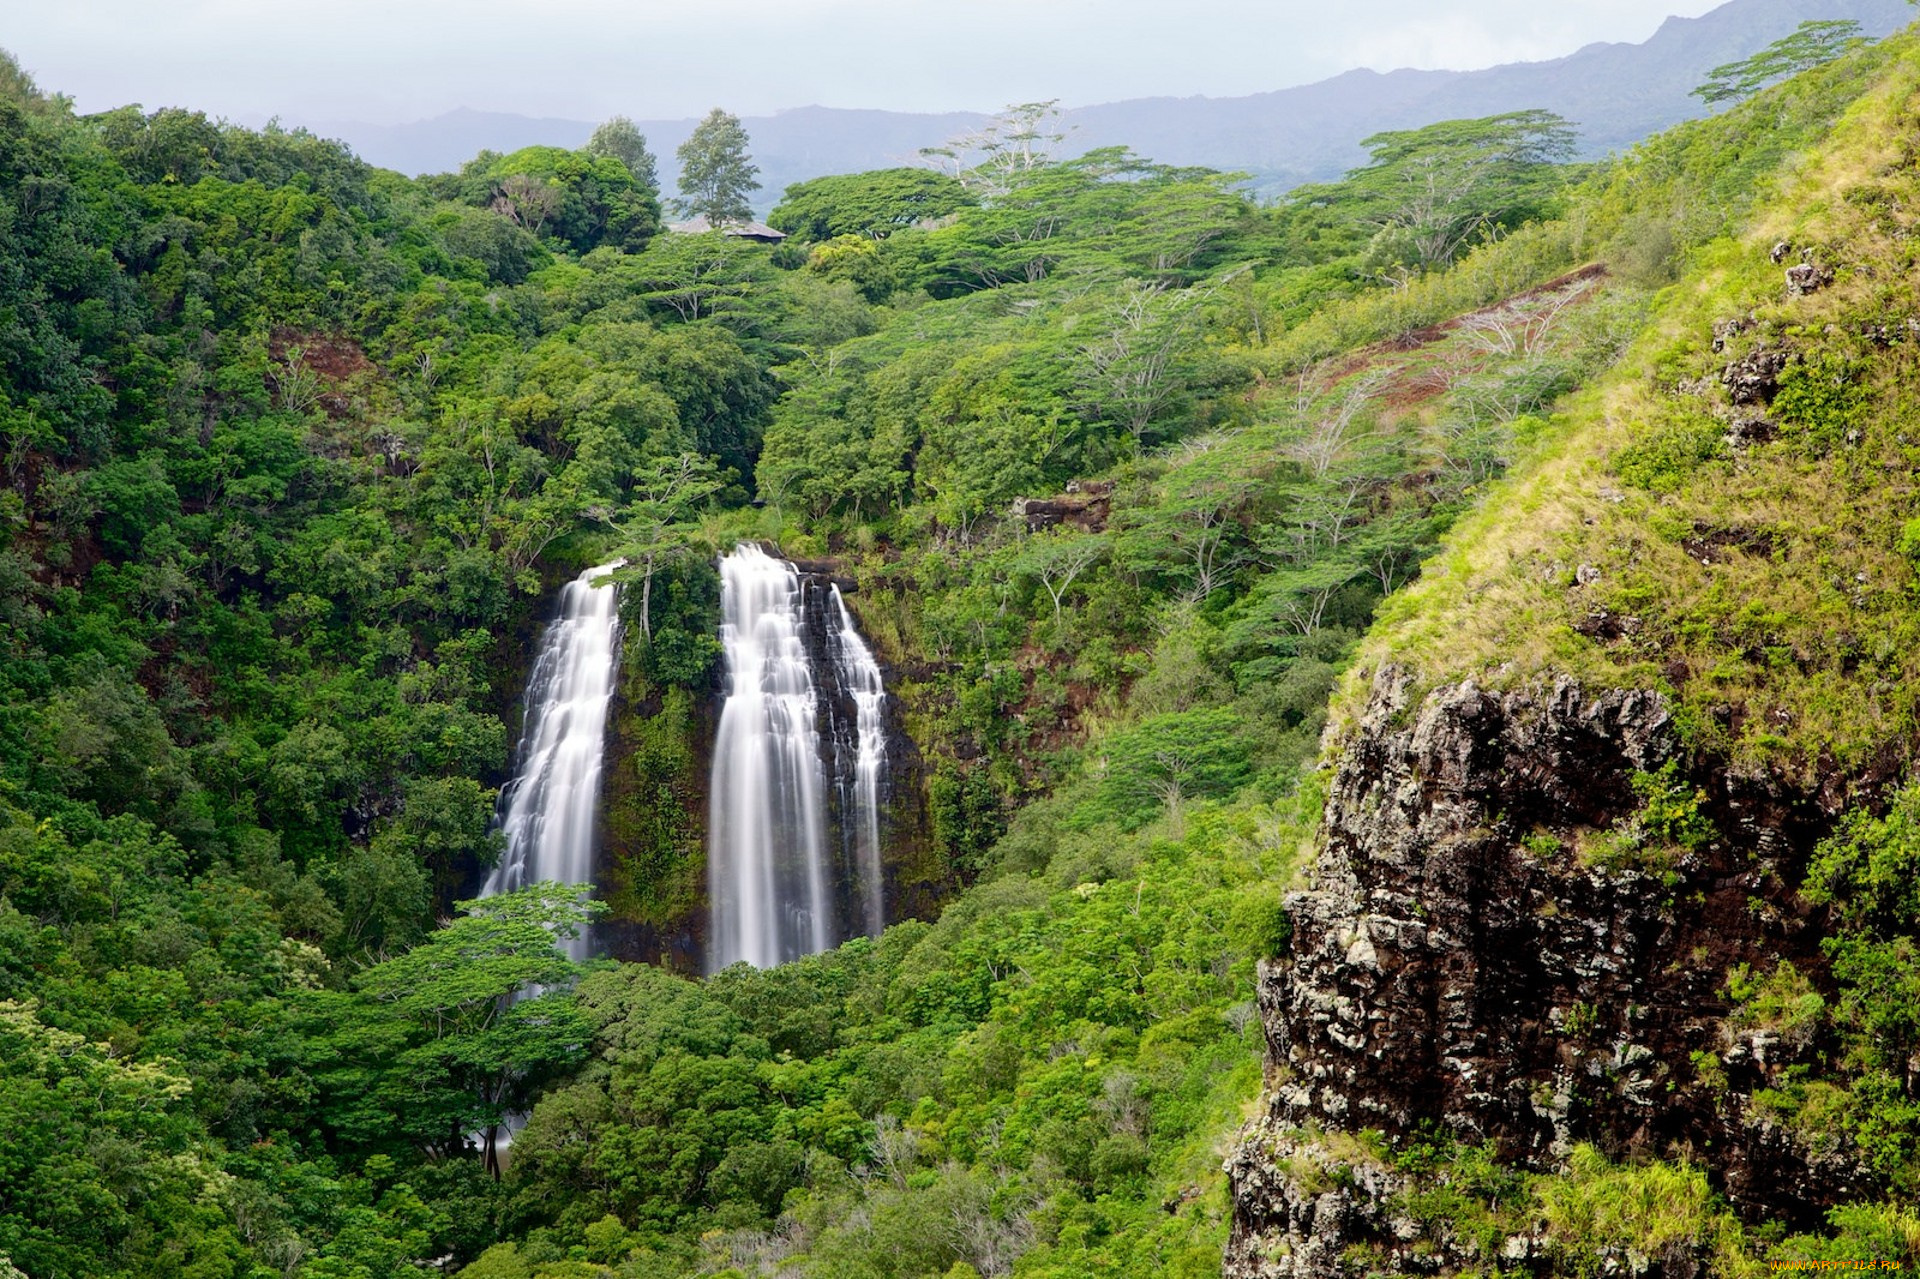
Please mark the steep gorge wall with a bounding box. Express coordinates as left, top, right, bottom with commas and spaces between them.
599, 660, 714, 972
793, 573, 939, 933
1225, 44, 1920, 1272
1225, 669, 1871, 1275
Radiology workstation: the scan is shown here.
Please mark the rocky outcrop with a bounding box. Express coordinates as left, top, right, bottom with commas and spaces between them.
1225, 668, 1867, 1276
1720, 342, 1793, 405
1011, 480, 1113, 533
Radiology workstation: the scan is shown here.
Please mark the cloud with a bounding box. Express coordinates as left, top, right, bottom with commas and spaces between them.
2, 0, 1728, 123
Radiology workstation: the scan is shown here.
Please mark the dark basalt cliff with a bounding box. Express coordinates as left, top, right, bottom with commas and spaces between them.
1225, 668, 1872, 1276
794, 572, 937, 937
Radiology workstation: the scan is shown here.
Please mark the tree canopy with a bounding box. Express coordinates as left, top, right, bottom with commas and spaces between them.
585, 115, 659, 192
768, 167, 975, 241
1289, 109, 1578, 275
1694, 20, 1869, 105
673, 108, 760, 225
0, 24, 1913, 1278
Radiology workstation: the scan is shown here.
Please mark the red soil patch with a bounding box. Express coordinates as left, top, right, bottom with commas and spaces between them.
1298, 262, 1613, 421
268, 328, 378, 420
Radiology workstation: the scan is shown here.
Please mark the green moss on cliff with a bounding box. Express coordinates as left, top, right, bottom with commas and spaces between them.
1263, 30, 1920, 1275
600, 671, 708, 945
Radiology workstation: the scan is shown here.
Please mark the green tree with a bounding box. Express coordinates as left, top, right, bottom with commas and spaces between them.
673, 108, 760, 225
585, 114, 659, 192
1083, 708, 1254, 833
1015, 527, 1108, 628
769, 167, 975, 241
921, 100, 1069, 196
0, 1001, 205, 1277
295, 884, 601, 1165
607, 452, 726, 641
1073, 276, 1218, 448
508, 964, 776, 1231
624, 228, 776, 324
1294, 110, 1576, 274
1693, 20, 1868, 105
0, 47, 44, 109
452, 145, 661, 253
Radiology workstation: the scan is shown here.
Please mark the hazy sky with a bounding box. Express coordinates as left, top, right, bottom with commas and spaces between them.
7, 0, 1730, 124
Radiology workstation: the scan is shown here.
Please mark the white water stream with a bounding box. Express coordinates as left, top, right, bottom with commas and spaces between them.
708, 546, 888, 970
481, 560, 624, 960
829, 584, 888, 941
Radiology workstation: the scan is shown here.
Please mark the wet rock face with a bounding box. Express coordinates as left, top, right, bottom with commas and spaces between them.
1225, 668, 1866, 1276
794, 570, 935, 931
1263, 672, 1676, 1148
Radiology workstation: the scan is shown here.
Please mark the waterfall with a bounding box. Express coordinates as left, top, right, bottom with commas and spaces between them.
828, 585, 888, 940
708, 545, 890, 970
482, 560, 624, 960
709, 546, 832, 969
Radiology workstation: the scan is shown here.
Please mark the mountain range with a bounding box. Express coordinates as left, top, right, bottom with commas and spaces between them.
296, 0, 1914, 203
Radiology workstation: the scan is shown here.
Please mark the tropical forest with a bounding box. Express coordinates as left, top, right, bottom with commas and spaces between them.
6, 5, 1920, 1276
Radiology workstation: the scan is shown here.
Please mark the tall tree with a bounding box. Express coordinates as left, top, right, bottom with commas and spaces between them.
0, 47, 39, 107
607, 452, 726, 640
1292, 110, 1577, 276
294, 884, 601, 1167
1693, 19, 1868, 105
674, 108, 760, 225
769, 167, 975, 241
585, 114, 659, 191
921, 100, 1070, 196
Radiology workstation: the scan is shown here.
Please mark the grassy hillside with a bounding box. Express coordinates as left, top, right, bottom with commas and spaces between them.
1244, 25, 1920, 1274
1348, 33, 1920, 778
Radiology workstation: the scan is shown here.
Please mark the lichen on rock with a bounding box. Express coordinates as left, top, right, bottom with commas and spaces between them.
1225, 667, 1870, 1275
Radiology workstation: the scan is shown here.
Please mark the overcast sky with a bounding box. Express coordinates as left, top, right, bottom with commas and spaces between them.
6, 0, 1730, 125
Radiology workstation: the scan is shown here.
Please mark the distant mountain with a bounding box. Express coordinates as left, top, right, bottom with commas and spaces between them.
1069, 0, 1916, 192
299, 104, 988, 206
299, 0, 1914, 203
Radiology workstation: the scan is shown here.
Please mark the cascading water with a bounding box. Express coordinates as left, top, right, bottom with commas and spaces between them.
482, 561, 624, 960
828, 585, 888, 940
709, 547, 833, 969
708, 545, 891, 970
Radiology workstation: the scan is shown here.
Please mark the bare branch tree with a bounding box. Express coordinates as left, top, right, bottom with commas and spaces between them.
491, 174, 561, 237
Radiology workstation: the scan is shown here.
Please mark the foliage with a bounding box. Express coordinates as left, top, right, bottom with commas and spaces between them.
769, 168, 975, 242
1083, 709, 1254, 833
426, 144, 662, 255
1311, 30, 1920, 1265
501, 782, 1307, 1275
6, 22, 1920, 1278
1287, 110, 1577, 276
919, 100, 1072, 196
1537, 1146, 1748, 1278
1695, 20, 1871, 105
1806, 787, 1920, 934
585, 116, 659, 193
296, 884, 600, 1158
673, 109, 760, 226
1339, 28, 1920, 774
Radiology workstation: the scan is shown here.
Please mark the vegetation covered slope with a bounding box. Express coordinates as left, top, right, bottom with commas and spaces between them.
3, 19, 1916, 1279
1228, 24, 1920, 1277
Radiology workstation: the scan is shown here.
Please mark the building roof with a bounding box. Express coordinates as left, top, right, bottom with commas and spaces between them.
665, 215, 786, 242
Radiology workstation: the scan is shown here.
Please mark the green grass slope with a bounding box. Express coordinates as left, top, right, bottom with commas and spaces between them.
1272, 26, 1920, 1272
